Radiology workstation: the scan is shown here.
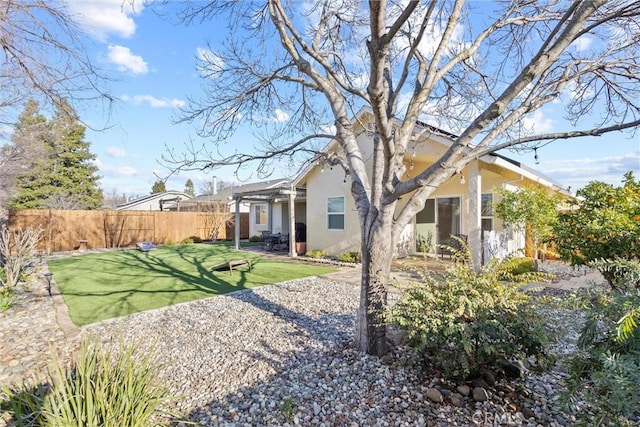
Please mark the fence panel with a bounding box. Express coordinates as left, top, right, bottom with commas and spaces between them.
8, 209, 250, 252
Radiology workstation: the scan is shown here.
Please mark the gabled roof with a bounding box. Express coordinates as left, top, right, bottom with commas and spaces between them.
114, 191, 192, 210
293, 107, 569, 195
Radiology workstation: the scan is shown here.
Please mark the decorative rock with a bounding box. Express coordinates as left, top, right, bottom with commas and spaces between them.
481, 369, 496, 386
471, 377, 490, 389
521, 406, 535, 419
450, 393, 465, 407
425, 387, 443, 403
2, 257, 603, 426
456, 385, 471, 396
472, 387, 489, 402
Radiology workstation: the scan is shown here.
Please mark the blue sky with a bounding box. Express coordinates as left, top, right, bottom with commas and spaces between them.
65, 1, 639, 198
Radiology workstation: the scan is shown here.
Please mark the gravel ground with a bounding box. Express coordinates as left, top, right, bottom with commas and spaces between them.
84, 276, 587, 426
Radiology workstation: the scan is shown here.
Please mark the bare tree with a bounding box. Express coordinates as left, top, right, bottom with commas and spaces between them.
161, 0, 640, 356
0, 226, 43, 288
102, 189, 129, 209
0, 0, 112, 126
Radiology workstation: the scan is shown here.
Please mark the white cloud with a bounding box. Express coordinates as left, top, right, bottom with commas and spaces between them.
571, 35, 592, 52
196, 47, 225, 78
67, 0, 143, 41
107, 45, 149, 74
105, 146, 129, 158
109, 166, 141, 177
521, 110, 556, 134
121, 94, 185, 108
271, 109, 290, 123
539, 151, 640, 189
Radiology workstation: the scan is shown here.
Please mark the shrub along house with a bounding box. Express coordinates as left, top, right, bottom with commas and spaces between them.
232, 108, 569, 266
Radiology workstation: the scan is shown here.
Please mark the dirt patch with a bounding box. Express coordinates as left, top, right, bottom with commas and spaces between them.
391, 255, 453, 274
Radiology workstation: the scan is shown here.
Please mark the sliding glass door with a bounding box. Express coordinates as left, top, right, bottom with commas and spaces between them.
415, 197, 461, 252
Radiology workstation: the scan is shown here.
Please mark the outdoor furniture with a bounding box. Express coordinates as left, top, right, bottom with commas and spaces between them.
269, 233, 289, 251
136, 241, 157, 252
210, 259, 252, 275
260, 231, 272, 250
77, 239, 88, 252
439, 234, 468, 259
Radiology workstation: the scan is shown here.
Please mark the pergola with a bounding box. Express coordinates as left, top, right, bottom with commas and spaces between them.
232, 180, 306, 257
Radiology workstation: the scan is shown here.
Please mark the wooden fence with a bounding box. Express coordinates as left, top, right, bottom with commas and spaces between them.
8, 209, 249, 253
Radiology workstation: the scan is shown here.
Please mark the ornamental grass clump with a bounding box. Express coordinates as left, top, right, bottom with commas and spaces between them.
1, 338, 175, 426
389, 243, 554, 380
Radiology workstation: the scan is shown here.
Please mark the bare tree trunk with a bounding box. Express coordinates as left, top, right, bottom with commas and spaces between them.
356, 209, 394, 356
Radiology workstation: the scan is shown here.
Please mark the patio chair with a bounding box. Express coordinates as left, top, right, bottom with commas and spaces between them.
260, 230, 272, 250
439, 234, 467, 259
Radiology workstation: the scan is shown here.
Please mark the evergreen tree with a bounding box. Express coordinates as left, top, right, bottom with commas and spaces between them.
9, 100, 103, 210
151, 180, 166, 194
1, 100, 49, 210
184, 179, 195, 196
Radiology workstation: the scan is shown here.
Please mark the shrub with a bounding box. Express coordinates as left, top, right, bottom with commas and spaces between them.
554, 172, 640, 288
0, 286, 15, 312
562, 259, 640, 425
0, 338, 175, 426
249, 235, 262, 243
389, 245, 554, 380
305, 249, 327, 259
0, 227, 43, 288
496, 257, 537, 277
337, 251, 360, 263
181, 237, 194, 245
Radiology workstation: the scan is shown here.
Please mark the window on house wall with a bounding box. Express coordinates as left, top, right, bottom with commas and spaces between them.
327, 196, 345, 230
254, 204, 267, 225
481, 193, 493, 234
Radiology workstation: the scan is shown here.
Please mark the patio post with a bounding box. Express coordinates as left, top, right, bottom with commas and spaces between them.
288, 188, 296, 257
467, 161, 482, 272
234, 198, 240, 250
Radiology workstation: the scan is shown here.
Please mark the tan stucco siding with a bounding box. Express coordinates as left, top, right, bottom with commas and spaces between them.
305, 165, 361, 256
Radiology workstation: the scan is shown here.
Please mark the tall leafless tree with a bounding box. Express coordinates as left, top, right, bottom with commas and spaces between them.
160, 0, 640, 356
0, 0, 112, 125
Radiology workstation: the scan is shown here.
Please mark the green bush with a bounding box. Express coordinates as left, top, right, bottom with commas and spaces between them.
337, 251, 360, 263
305, 249, 327, 259
389, 246, 554, 380
554, 172, 640, 288
181, 237, 195, 245
0, 286, 15, 312
496, 257, 538, 277
0, 338, 175, 426
562, 259, 640, 425
249, 235, 262, 243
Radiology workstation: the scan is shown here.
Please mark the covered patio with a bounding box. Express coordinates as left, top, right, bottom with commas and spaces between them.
231, 179, 307, 257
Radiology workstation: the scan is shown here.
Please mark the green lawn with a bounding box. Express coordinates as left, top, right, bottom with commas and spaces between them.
47, 243, 336, 326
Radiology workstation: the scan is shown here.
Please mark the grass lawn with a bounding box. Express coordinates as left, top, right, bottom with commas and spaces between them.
47, 243, 337, 326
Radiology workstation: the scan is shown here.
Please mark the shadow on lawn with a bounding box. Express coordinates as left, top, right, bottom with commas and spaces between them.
53, 245, 268, 325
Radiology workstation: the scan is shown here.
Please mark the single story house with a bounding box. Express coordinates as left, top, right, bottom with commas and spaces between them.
114, 191, 193, 211
231, 108, 570, 265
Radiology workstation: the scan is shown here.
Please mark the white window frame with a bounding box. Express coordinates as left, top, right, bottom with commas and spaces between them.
327, 196, 345, 230
481, 193, 493, 232
254, 204, 267, 225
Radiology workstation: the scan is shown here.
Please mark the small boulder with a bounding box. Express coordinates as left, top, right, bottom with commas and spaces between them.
456, 385, 471, 396
472, 387, 489, 402
450, 393, 465, 407
481, 369, 496, 386
471, 377, 490, 389
425, 387, 443, 403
